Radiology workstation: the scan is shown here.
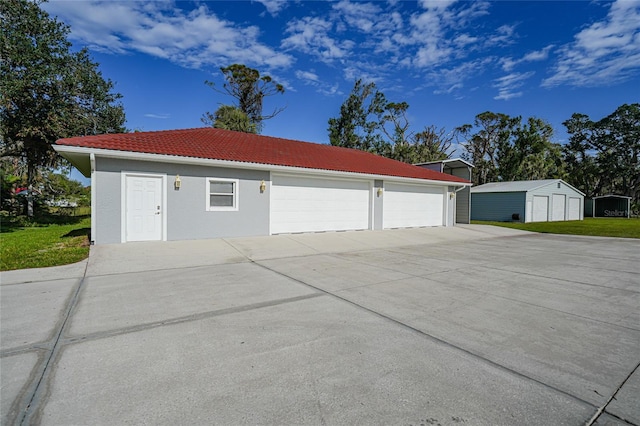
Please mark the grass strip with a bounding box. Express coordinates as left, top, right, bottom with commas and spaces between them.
1, 217, 91, 271
472, 217, 640, 239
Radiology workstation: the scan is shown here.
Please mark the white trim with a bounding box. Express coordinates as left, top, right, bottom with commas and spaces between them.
120, 172, 167, 243
205, 177, 239, 211
54, 145, 470, 187
90, 153, 96, 244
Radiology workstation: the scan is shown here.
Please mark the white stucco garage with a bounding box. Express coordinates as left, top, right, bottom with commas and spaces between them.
54, 128, 470, 244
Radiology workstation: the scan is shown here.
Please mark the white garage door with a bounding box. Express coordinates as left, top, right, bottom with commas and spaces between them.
568, 197, 581, 220
552, 194, 566, 221
383, 183, 443, 228
271, 175, 370, 234
532, 196, 548, 222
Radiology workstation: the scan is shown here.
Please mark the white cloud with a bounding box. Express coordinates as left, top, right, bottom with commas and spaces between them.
417, 0, 457, 12
295, 70, 320, 82
144, 113, 170, 119
522, 46, 553, 62
485, 24, 517, 47
42, 1, 293, 70
543, 0, 640, 87
293, 70, 343, 96
493, 71, 535, 100
425, 57, 493, 94
407, 1, 493, 68
255, 0, 288, 16
282, 17, 352, 62
501, 45, 554, 71
332, 1, 381, 33
433, 83, 463, 95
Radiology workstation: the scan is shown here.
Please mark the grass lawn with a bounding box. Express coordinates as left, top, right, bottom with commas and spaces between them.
1, 216, 91, 271
473, 217, 640, 239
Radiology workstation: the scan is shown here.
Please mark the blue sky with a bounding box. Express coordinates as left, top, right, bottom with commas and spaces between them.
44, 0, 640, 183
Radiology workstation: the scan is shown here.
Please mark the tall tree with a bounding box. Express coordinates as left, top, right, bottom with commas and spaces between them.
563, 104, 640, 206
0, 0, 125, 216
458, 112, 563, 185
457, 112, 517, 185
410, 126, 456, 163
202, 105, 257, 133
498, 117, 564, 181
328, 80, 454, 163
203, 64, 285, 133
328, 79, 388, 153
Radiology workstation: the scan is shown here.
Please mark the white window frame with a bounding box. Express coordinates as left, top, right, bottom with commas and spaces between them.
206, 178, 239, 211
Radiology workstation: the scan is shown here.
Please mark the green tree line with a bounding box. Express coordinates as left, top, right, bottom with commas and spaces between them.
328, 80, 639, 210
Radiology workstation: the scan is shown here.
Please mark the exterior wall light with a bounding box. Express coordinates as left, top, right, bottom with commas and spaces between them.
174, 175, 181, 189
377, 187, 383, 197
260, 180, 266, 193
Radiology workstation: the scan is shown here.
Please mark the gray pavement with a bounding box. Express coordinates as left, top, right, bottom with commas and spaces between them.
1, 225, 639, 425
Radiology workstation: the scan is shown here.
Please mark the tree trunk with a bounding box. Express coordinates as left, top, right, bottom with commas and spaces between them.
27, 162, 35, 217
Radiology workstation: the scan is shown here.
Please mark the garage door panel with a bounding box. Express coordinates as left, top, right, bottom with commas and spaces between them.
568, 197, 580, 220
271, 175, 370, 234
552, 194, 566, 221
532, 196, 548, 222
384, 183, 443, 228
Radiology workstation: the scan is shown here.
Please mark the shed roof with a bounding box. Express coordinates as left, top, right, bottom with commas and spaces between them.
55, 127, 469, 184
471, 179, 584, 195
415, 158, 474, 169
593, 194, 632, 200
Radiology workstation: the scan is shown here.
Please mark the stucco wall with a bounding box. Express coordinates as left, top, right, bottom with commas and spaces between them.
373, 179, 383, 230
94, 157, 270, 244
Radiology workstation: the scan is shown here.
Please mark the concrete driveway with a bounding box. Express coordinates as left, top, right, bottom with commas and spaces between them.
1, 225, 639, 425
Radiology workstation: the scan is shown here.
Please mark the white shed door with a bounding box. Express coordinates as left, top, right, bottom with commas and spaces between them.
552, 194, 566, 221
568, 197, 581, 220
271, 175, 370, 234
532, 196, 548, 222
383, 183, 443, 228
125, 175, 163, 241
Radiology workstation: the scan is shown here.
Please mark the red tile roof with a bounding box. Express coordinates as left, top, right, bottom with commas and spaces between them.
56, 127, 470, 184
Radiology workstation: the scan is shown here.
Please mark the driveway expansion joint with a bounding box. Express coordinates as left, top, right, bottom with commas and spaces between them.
61, 292, 324, 345
14, 261, 89, 426
586, 361, 640, 426
253, 259, 599, 412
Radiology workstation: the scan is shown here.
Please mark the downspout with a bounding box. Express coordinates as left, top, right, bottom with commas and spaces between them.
90, 153, 96, 244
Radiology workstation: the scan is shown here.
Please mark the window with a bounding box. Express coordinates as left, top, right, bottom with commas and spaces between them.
206, 178, 238, 211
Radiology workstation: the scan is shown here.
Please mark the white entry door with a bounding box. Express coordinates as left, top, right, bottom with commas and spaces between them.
532, 196, 548, 222
552, 194, 566, 221
125, 175, 163, 241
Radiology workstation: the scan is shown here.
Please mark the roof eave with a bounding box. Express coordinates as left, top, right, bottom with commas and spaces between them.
54, 145, 471, 186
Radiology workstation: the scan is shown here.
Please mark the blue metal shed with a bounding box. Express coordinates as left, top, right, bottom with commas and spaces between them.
471, 179, 585, 222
